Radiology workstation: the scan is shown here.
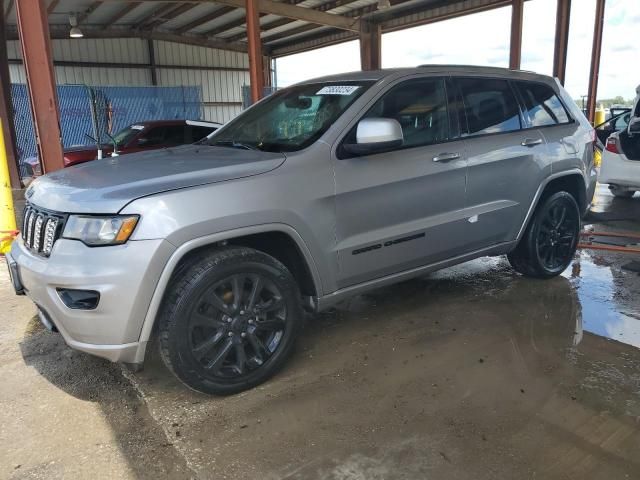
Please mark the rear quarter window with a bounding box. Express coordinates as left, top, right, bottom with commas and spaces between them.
516, 81, 570, 127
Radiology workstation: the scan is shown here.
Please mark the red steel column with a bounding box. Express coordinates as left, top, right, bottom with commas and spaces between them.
509, 0, 524, 70
359, 21, 381, 71
587, 0, 606, 123
553, 0, 571, 85
246, 0, 264, 104
15, 0, 64, 173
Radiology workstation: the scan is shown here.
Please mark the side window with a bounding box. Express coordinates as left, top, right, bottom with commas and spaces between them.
516, 81, 570, 127
163, 126, 188, 145
140, 127, 166, 147
190, 126, 215, 142
456, 77, 522, 135
361, 78, 450, 149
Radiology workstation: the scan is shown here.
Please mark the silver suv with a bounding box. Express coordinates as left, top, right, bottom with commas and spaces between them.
7, 66, 597, 394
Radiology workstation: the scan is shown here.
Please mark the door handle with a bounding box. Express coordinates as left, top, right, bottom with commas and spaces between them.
522, 138, 543, 147
432, 152, 461, 162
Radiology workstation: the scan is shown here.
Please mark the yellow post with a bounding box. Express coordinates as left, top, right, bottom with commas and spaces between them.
0, 121, 17, 254
594, 105, 606, 127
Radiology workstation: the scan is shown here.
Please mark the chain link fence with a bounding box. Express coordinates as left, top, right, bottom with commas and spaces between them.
11, 84, 204, 179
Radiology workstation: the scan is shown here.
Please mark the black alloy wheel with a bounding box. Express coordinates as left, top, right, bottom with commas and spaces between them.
158, 247, 303, 395
188, 273, 287, 378
508, 191, 581, 278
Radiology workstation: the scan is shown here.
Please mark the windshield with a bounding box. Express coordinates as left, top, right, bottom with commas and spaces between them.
209, 82, 372, 152
112, 125, 145, 147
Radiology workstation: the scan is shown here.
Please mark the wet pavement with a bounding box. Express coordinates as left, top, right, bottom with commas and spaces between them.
1, 184, 640, 479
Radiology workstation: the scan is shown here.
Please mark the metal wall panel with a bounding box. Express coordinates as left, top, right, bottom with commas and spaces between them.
7, 38, 249, 122
157, 68, 248, 123
154, 40, 249, 69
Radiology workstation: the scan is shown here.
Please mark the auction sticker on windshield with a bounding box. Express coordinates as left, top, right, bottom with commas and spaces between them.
131, 125, 145, 130
316, 86, 360, 95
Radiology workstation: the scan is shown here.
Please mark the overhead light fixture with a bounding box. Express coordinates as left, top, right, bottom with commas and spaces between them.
69, 15, 83, 38
377, 0, 391, 9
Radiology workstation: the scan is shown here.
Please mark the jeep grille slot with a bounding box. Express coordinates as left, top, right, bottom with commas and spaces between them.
22, 204, 66, 257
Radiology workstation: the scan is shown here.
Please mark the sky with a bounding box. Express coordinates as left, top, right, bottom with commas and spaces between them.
275, 0, 640, 102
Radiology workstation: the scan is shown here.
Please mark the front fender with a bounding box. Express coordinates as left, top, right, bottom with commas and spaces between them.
132, 223, 322, 361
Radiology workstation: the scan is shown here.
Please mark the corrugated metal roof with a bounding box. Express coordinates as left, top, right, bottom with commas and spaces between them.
2, 0, 518, 57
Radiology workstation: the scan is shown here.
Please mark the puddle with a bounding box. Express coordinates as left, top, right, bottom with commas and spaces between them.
564, 251, 640, 349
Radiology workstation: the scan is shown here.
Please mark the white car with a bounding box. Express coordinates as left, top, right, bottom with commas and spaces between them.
600, 84, 640, 198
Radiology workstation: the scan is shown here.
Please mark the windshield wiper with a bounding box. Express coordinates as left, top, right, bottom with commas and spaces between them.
211, 140, 257, 151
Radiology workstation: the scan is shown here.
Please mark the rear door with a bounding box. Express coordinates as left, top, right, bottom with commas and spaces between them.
455, 76, 549, 250
333, 76, 469, 288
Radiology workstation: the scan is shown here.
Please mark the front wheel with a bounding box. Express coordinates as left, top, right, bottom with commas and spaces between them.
158, 247, 304, 395
507, 191, 581, 278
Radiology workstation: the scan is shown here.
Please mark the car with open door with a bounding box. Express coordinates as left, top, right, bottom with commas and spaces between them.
600, 84, 640, 198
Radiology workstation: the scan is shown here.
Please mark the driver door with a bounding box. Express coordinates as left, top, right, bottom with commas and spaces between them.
333, 77, 469, 289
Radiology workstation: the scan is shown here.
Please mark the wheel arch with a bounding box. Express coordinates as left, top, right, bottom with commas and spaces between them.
133, 224, 322, 361
516, 170, 587, 242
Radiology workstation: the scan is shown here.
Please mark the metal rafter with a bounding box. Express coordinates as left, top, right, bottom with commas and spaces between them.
224, 0, 361, 43
77, 1, 104, 24
174, 5, 235, 34
100, 0, 361, 31
6, 24, 257, 53
5, 0, 14, 17
101, 2, 142, 25
136, 2, 179, 28
263, 3, 377, 45
46, 0, 61, 14
143, 2, 198, 29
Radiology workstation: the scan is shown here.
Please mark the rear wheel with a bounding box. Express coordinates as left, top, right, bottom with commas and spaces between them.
158, 247, 303, 395
507, 191, 581, 278
609, 185, 635, 198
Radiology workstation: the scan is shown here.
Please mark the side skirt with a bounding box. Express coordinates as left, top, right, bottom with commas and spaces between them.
313, 241, 517, 312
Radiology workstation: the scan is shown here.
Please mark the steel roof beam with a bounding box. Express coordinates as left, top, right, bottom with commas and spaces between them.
100, 0, 361, 31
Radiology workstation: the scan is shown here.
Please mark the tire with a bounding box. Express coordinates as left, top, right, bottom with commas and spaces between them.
609, 185, 635, 198
507, 191, 581, 279
158, 246, 304, 395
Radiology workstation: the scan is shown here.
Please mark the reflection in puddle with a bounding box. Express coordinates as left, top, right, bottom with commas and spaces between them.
565, 251, 640, 349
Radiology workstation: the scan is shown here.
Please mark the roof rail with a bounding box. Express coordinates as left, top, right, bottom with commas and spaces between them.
417, 64, 537, 75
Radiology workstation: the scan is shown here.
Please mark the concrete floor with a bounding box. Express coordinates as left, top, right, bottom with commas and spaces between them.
2, 185, 640, 480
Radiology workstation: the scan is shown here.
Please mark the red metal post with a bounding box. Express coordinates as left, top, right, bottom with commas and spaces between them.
15, 0, 64, 173
587, 0, 606, 123
553, 0, 571, 84
509, 0, 524, 70
246, 0, 264, 104
359, 21, 381, 71
0, 6, 21, 187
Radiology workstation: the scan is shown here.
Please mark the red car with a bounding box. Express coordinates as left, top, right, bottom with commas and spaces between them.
24, 120, 221, 174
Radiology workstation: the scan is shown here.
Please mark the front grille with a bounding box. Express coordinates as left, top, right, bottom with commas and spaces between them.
22, 204, 67, 257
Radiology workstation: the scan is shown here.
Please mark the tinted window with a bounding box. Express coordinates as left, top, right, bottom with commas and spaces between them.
190, 126, 216, 142
141, 127, 167, 146
164, 126, 187, 145
361, 78, 450, 149
516, 82, 570, 127
456, 78, 521, 135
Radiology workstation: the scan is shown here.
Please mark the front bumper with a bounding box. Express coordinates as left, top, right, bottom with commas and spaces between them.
7, 236, 175, 363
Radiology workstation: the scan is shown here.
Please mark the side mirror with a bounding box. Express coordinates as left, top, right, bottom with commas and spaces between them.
343, 118, 403, 156
628, 118, 640, 136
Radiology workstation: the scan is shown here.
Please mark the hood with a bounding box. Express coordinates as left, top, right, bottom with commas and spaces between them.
26, 145, 286, 213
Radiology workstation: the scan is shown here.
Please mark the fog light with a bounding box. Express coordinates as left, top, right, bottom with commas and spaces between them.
57, 289, 100, 310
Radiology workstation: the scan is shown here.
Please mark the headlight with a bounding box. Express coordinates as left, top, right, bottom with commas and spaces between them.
63, 215, 139, 246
